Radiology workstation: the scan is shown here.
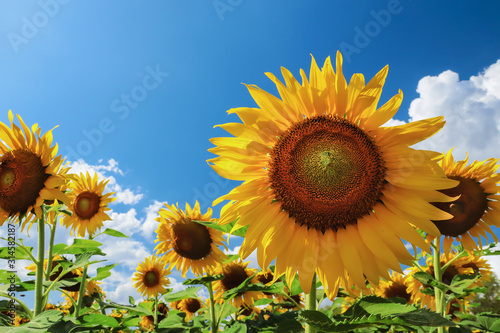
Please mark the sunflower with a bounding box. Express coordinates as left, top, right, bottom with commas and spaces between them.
132, 255, 171, 299
64, 279, 106, 306
208, 52, 457, 298
213, 260, 264, 308
406, 251, 490, 310
61, 172, 115, 238
139, 302, 168, 331
237, 304, 261, 320
0, 111, 70, 229
277, 291, 303, 311
170, 298, 204, 322
26, 255, 83, 292
373, 271, 413, 304
430, 149, 500, 251
154, 201, 227, 277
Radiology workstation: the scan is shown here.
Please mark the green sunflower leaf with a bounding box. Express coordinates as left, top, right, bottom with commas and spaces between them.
92, 263, 119, 281
163, 287, 202, 302
100, 228, 129, 238
397, 308, 456, 327
193, 219, 249, 237
78, 314, 120, 328
0, 310, 63, 332
0, 245, 34, 260
183, 274, 224, 286
299, 310, 334, 330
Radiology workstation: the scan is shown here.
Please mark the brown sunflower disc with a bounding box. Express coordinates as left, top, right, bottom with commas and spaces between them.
269, 115, 386, 232
432, 176, 488, 236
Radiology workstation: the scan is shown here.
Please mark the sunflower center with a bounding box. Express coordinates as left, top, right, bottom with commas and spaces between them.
0, 149, 50, 215
74, 191, 101, 220
382, 282, 411, 302
269, 115, 386, 232
144, 270, 160, 288
431, 176, 488, 237
0, 169, 16, 188
184, 298, 201, 313
221, 265, 249, 291
171, 220, 212, 260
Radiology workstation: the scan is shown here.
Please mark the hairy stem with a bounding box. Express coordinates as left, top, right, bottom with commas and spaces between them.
305, 273, 317, 333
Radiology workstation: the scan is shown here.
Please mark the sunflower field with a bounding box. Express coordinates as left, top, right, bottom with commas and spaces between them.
1, 51, 500, 333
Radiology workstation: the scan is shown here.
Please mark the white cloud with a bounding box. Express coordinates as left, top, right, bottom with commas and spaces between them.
485, 245, 500, 279
101, 239, 150, 269
108, 209, 142, 236
407, 59, 500, 161
141, 200, 165, 240
68, 159, 143, 205
104, 270, 142, 304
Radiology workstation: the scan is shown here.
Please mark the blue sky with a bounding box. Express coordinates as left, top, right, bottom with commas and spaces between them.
1, 1, 500, 305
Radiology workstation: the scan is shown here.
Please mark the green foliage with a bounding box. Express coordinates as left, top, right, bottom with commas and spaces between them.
470, 273, 500, 314
299, 296, 456, 332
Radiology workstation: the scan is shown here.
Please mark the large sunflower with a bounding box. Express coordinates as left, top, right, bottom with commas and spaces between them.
0, 111, 70, 229
431, 149, 500, 251
154, 201, 227, 277
208, 52, 457, 298
132, 255, 171, 299
61, 172, 115, 238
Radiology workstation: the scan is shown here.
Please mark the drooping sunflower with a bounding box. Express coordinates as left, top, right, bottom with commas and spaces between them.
431, 149, 500, 251
61, 172, 115, 238
373, 271, 413, 304
213, 260, 264, 308
208, 52, 457, 298
154, 201, 227, 277
132, 255, 171, 299
170, 298, 204, 322
0, 111, 70, 229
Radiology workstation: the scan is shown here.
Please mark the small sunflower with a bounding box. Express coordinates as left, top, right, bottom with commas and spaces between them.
213, 260, 264, 308
139, 302, 168, 331
26, 255, 82, 292
64, 279, 105, 306
170, 298, 204, 322
132, 255, 171, 299
154, 201, 227, 277
0, 111, 70, 229
277, 291, 303, 311
431, 149, 500, 251
374, 271, 413, 304
406, 251, 490, 310
61, 172, 115, 238
237, 305, 261, 320
209, 52, 457, 298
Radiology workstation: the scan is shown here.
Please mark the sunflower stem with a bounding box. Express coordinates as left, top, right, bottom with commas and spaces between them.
154, 295, 159, 326
206, 280, 218, 332
75, 264, 88, 317
34, 213, 46, 316
305, 273, 317, 333
42, 216, 58, 308
433, 237, 446, 333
